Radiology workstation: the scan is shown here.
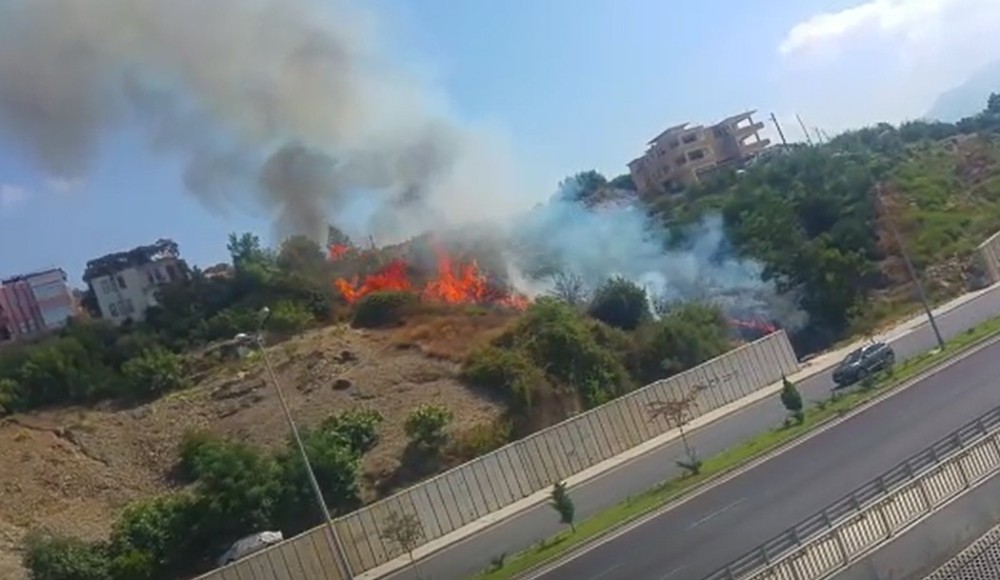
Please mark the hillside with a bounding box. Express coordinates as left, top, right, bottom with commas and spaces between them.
5, 98, 1000, 580
927, 59, 1000, 121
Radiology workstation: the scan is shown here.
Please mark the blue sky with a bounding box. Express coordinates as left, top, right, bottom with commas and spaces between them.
1, 0, 999, 287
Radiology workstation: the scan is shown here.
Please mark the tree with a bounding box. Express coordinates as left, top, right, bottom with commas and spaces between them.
609, 173, 636, 191
648, 386, 702, 475
549, 481, 576, 533
120, 347, 188, 399
779, 375, 804, 425
988, 92, 1000, 115
379, 510, 425, 579
320, 408, 384, 455
633, 303, 730, 383
22, 531, 112, 580
404, 405, 454, 453
548, 271, 589, 306
587, 276, 651, 331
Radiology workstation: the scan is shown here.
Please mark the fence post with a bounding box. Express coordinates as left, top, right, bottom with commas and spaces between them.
824, 510, 850, 565
956, 450, 971, 488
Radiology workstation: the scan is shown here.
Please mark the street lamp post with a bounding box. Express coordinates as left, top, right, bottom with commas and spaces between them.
247, 307, 354, 579
876, 184, 946, 350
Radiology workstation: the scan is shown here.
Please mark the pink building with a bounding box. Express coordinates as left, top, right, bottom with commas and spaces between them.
0, 268, 76, 342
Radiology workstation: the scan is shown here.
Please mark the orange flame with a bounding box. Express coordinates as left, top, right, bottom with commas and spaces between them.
328, 244, 351, 261
422, 249, 489, 304
332, 244, 529, 310
335, 260, 411, 304
730, 318, 778, 335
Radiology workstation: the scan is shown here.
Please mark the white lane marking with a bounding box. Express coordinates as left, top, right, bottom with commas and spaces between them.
588, 563, 623, 580
686, 497, 747, 529
661, 565, 686, 579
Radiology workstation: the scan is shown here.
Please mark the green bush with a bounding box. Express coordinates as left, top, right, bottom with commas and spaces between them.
587, 276, 651, 331
267, 300, 314, 335
109, 494, 200, 575
351, 291, 418, 328
120, 347, 188, 399
404, 404, 454, 451
633, 302, 730, 383
0, 377, 19, 416
22, 531, 111, 580
500, 299, 629, 406
461, 346, 548, 411
320, 408, 384, 455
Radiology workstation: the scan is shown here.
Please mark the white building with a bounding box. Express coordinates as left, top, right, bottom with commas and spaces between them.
83, 239, 188, 325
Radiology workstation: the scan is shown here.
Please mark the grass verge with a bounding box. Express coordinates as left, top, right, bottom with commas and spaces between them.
475, 315, 1000, 579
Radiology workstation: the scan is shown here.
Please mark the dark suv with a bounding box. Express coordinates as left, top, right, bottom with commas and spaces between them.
832, 341, 896, 388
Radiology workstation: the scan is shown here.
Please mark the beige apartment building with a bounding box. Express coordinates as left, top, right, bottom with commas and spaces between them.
628, 110, 770, 196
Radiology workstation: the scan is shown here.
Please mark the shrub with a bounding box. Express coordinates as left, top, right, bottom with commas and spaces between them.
22, 531, 111, 580
120, 347, 188, 399
587, 276, 651, 330
320, 408, 384, 455
404, 404, 454, 451
110, 494, 200, 574
499, 299, 630, 404
274, 427, 361, 530
633, 302, 730, 383
461, 346, 547, 411
351, 291, 418, 328
0, 377, 20, 416
267, 300, 314, 335
448, 419, 514, 460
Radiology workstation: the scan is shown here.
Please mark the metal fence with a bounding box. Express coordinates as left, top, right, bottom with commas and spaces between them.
704, 405, 1000, 580
195, 331, 799, 580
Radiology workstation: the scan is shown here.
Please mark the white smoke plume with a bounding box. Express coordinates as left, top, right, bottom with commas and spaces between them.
507, 183, 810, 331
0, 0, 525, 243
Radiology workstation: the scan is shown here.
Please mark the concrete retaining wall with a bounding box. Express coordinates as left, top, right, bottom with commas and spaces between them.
195, 330, 799, 580
976, 231, 1000, 285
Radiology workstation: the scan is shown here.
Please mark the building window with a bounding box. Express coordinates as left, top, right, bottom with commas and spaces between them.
682, 133, 698, 144
116, 275, 127, 289
100, 279, 113, 294
674, 155, 686, 166
166, 264, 178, 282
154, 269, 164, 283
109, 302, 119, 317
688, 149, 706, 161
122, 299, 135, 315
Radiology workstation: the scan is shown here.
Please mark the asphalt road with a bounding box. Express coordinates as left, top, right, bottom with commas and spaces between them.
379, 285, 1000, 580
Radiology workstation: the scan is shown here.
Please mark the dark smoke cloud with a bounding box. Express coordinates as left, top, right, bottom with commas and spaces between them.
0, 0, 524, 243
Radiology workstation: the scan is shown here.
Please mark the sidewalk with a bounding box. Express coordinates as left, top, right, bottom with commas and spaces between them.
359, 284, 1000, 580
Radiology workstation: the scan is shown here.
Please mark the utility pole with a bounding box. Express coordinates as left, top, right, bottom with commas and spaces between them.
875, 184, 945, 350
251, 309, 355, 579
769, 112, 789, 146
796, 114, 814, 146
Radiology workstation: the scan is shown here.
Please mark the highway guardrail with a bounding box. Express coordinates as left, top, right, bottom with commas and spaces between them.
703, 404, 1000, 580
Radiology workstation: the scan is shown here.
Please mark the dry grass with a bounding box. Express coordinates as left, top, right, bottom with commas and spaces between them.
0, 322, 506, 579
390, 304, 518, 361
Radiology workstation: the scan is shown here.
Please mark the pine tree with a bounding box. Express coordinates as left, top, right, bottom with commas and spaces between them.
780, 375, 804, 424
550, 481, 576, 533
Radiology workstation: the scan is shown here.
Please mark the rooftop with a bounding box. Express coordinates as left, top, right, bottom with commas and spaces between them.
646, 110, 761, 145
1, 268, 67, 286
83, 239, 181, 283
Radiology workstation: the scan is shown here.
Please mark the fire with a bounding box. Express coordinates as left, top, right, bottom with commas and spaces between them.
335, 260, 411, 304
331, 243, 529, 310
730, 318, 778, 336
328, 244, 351, 261
422, 249, 489, 304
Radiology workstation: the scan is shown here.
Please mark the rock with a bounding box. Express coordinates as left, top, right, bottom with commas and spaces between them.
333, 378, 352, 391
338, 350, 358, 362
